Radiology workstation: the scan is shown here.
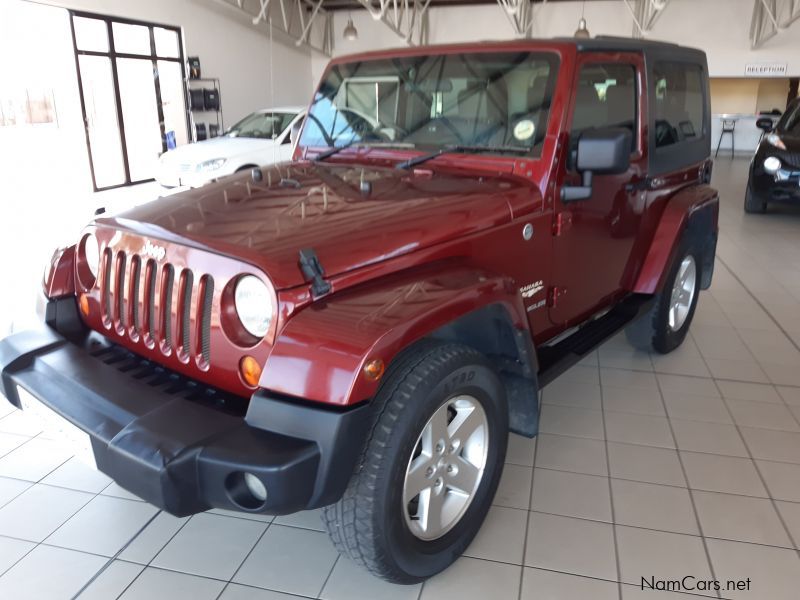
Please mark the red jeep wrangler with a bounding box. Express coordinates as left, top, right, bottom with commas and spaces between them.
1, 37, 717, 583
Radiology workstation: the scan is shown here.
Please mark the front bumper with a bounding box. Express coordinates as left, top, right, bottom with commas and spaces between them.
0, 315, 371, 517
750, 161, 800, 204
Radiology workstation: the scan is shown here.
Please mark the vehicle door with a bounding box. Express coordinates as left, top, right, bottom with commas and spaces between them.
549, 53, 648, 326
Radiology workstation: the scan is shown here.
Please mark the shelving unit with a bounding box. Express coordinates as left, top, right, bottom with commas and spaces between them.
186, 77, 223, 142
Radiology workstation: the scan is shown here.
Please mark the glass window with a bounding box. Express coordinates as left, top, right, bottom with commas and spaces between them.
300, 52, 559, 157
112, 22, 151, 55
777, 99, 800, 135
73, 16, 109, 52
227, 112, 298, 139
570, 63, 637, 152
154, 27, 180, 58
653, 62, 704, 148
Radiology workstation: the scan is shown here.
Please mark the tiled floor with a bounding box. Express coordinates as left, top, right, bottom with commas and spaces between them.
2, 158, 800, 599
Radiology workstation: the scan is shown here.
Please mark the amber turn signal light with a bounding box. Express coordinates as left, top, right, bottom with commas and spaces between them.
363, 358, 385, 381
240, 355, 263, 388
78, 293, 90, 316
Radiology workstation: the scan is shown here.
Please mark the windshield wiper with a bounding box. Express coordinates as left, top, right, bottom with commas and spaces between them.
395, 144, 528, 170
314, 141, 416, 162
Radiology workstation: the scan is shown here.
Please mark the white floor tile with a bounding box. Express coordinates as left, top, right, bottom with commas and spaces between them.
321, 556, 421, 600
616, 526, 713, 589
117, 567, 225, 600
40, 457, 112, 493
706, 538, 800, 600
0, 535, 34, 574
525, 512, 617, 580
233, 524, 338, 597
45, 495, 159, 556
522, 567, 618, 600
421, 556, 521, 600
76, 560, 144, 600
152, 512, 265, 580
534, 433, 608, 476
464, 505, 527, 564
693, 490, 792, 547
530, 468, 612, 522
0, 483, 92, 542
0, 544, 106, 600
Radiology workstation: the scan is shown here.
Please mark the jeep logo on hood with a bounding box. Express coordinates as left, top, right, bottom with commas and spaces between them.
141, 240, 166, 261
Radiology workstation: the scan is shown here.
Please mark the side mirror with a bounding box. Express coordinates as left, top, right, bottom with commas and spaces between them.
561, 128, 632, 202
755, 117, 774, 132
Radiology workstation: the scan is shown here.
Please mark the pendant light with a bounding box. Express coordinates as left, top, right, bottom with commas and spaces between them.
343, 13, 358, 41
574, 1, 591, 39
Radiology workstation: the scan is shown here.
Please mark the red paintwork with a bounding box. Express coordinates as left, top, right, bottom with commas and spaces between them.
47, 40, 718, 406
632, 182, 719, 294
44, 246, 76, 299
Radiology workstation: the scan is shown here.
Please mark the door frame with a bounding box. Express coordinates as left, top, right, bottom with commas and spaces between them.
549, 51, 648, 326
68, 10, 188, 192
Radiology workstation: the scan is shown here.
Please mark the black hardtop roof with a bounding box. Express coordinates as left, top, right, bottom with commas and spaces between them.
554, 35, 706, 60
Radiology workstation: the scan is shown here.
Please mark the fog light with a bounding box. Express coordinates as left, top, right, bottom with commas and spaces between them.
244, 472, 267, 502
239, 355, 262, 388
763, 156, 781, 175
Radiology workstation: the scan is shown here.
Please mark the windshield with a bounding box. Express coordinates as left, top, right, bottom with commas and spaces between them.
299, 52, 559, 157
777, 100, 800, 135
227, 111, 297, 139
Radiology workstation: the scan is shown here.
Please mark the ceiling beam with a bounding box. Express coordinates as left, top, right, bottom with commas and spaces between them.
351, 0, 432, 45
207, 0, 334, 55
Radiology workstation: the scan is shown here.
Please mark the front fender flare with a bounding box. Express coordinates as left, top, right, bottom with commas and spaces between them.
261, 266, 530, 407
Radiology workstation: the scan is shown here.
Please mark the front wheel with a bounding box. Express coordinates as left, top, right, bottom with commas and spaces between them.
323, 342, 508, 584
626, 240, 701, 354
744, 180, 768, 213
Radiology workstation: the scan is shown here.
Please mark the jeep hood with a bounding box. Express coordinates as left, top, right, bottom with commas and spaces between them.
100, 162, 531, 290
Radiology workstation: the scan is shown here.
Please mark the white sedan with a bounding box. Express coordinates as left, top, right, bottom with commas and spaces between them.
156, 107, 305, 188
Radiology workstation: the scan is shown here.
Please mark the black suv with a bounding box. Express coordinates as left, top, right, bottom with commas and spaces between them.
746, 98, 800, 213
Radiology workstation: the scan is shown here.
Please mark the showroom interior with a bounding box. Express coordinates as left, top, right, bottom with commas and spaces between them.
1, 0, 800, 598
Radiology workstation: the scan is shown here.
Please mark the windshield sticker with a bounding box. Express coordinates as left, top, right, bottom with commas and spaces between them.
514, 120, 535, 141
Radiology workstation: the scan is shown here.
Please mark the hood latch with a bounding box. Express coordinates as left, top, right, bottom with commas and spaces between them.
298, 248, 332, 299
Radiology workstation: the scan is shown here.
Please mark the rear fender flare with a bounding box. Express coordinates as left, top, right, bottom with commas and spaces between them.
632, 185, 719, 295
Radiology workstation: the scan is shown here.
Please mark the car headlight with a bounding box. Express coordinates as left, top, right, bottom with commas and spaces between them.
234, 275, 272, 338
766, 133, 786, 150
83, 233, 100, 278
196, 158, 226, 172
763, 156, 782, 175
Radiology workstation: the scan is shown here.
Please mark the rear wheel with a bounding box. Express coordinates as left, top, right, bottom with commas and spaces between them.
323, 342, 508, 583
744, 181, 767, 213
626, 239, 701, 354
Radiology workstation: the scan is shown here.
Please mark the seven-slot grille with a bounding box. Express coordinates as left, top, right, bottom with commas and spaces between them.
99, 247, 215, 366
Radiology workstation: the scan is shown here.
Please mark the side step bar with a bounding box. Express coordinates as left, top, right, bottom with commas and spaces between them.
537, 294, 655, 387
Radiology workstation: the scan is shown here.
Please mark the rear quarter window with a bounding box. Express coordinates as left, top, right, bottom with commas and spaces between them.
653, 62, 705, 149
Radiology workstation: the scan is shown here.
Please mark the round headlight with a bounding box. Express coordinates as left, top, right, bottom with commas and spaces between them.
84, 234, 100, 277
763, 156, 781, 175
234, 275, 272, 338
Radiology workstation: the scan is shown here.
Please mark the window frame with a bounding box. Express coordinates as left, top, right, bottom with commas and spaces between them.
565, 54, 644, 174
645, 50, 711, 176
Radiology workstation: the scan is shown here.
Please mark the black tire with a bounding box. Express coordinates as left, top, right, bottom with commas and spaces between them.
744, 181, 767, 213
626, 237, 701, 354
323, 341, 508, 584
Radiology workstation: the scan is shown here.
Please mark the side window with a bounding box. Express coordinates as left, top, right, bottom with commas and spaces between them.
570, 63, 637, 154
653, 62, 704, 148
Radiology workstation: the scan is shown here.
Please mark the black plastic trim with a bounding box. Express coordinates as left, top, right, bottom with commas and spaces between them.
0, 319, 373, 517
